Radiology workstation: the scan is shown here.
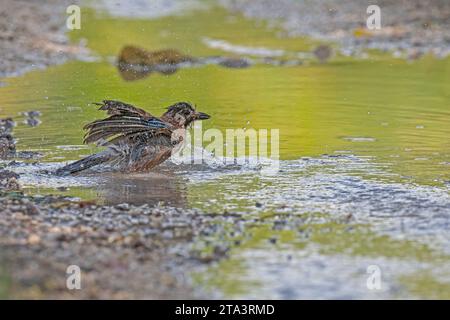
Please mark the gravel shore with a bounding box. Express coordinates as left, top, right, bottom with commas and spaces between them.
0, 0, 87, 78
221, 0, 450, 58
0, 191, 225, 298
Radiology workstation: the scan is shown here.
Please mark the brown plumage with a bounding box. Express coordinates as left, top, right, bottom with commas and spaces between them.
56, 100, 210, 175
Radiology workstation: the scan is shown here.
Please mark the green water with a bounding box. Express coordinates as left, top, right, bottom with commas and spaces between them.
1, 8, 449, 185
1, 5, 449, 299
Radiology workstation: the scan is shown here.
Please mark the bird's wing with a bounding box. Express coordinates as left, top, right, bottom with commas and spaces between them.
83, 100, 171, 145
94, 100, 154, 118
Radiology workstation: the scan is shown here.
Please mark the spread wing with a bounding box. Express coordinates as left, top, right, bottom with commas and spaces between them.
94, 100, 151, 118
83, 100, 171, 145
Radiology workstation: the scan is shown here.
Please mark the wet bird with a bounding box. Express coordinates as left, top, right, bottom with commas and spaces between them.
56, 100, 210, 175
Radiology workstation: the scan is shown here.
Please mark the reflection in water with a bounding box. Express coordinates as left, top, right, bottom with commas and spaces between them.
116, 45, 295, 81
118, 63, 153, 81
5, 161, 187, 207
98, 169, 187, 207
118, 45, 195, 80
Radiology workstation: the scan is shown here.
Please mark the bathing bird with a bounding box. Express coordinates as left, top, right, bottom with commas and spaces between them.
56, 100, 210, 175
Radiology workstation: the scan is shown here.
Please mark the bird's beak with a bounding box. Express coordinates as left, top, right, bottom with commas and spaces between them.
195, 112, 210, 120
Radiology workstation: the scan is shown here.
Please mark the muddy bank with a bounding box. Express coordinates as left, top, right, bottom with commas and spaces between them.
0, 190, 223, 298
221, 0, 450, 58
0, 0, 88, 78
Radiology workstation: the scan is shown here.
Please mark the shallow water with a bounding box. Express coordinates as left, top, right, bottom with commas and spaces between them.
1, 2, 450, 298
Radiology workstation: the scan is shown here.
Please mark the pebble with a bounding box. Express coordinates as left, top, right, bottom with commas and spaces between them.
116, 203, 130, 211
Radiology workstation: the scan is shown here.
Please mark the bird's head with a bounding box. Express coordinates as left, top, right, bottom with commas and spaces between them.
161, 102, 210, 128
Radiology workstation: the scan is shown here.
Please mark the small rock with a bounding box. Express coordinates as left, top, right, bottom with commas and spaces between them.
219, 57, 251, 68
21, 110, 41, 118
116, 203, 130, 211
0, 134, 16, 158
27, 234, 41, 245
0, 170, 21, 190
313, 45, 332, 63
25, 203, 40, 215
24, 117, 42, 127
0, 118, 16, 133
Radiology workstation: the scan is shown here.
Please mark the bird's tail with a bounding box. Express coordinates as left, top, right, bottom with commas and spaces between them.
55, 152, 111, 176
